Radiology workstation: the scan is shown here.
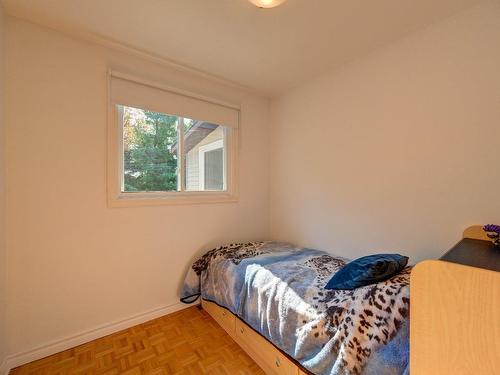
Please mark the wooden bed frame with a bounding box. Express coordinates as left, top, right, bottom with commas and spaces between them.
410, 225, 499, 374
202, 226, 499, 375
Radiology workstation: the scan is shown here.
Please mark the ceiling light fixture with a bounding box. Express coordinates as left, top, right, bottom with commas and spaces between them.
249, 0, 287, 9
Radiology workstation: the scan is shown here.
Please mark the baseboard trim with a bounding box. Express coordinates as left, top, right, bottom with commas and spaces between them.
2, 301, 197, 374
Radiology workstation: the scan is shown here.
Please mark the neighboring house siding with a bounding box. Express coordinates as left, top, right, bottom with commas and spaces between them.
186, 126, 224, 190
186, 149, 199, 190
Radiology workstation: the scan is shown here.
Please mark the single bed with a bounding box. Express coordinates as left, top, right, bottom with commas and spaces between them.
181, 242, 410, 375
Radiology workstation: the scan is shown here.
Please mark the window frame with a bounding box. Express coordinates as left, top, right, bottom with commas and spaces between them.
107, 71, 239, 207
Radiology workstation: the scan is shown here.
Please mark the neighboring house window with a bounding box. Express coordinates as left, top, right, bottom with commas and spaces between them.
199, 139, 224, 191
107, 71, 239, 206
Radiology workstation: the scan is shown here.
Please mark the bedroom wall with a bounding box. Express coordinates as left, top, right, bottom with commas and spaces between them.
4, 17, 270, 359
0, 2, 7, 369
270, 1, 500, 263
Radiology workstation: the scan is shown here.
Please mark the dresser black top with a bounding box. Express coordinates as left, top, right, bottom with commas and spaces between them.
440, 238, 500, 272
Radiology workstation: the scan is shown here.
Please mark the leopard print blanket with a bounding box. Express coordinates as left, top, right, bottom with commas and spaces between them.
181, 242, 410, 375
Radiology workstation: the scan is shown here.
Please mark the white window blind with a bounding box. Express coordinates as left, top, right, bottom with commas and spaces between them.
109, 72, 240, 129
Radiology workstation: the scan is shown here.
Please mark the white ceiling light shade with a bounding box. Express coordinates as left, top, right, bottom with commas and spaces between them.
249, 0, 288, 9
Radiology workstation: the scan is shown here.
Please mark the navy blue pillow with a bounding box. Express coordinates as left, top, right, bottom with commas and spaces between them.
325, 254, 408, 290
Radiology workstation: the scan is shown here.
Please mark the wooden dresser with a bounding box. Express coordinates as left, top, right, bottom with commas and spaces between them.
410, 226, 500, 374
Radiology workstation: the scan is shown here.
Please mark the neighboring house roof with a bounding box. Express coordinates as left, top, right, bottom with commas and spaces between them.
170, 121, 218, 154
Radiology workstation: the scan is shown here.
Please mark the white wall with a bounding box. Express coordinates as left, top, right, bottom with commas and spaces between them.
270, 2, 500, 263
0, 2, 7, 369
4, 17, 269, 357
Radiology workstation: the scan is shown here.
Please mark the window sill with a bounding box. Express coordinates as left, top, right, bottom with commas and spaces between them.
107, 191, 239, 208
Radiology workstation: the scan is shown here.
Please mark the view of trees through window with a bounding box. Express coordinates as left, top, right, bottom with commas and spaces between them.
120, 105, 225, 193
122, 106, 180, 192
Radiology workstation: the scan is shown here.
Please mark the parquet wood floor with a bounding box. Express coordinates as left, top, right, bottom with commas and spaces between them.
10, 306, 265, 375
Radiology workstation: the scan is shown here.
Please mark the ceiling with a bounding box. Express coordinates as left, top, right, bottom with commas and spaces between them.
3, 0, 485, 95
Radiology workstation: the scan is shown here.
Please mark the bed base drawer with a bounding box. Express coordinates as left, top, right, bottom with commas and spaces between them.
235, 319, 298, 375
201, 299, 236, 338
202, 299, 299, 374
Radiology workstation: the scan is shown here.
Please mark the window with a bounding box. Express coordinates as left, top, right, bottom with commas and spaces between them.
108, 71, 239, 206
198, 140, 224, 191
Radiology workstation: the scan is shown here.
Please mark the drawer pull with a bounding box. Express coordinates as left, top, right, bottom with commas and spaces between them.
222, 311, 227, 316
240, 327, 244, 334
275, 358, 281, 368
